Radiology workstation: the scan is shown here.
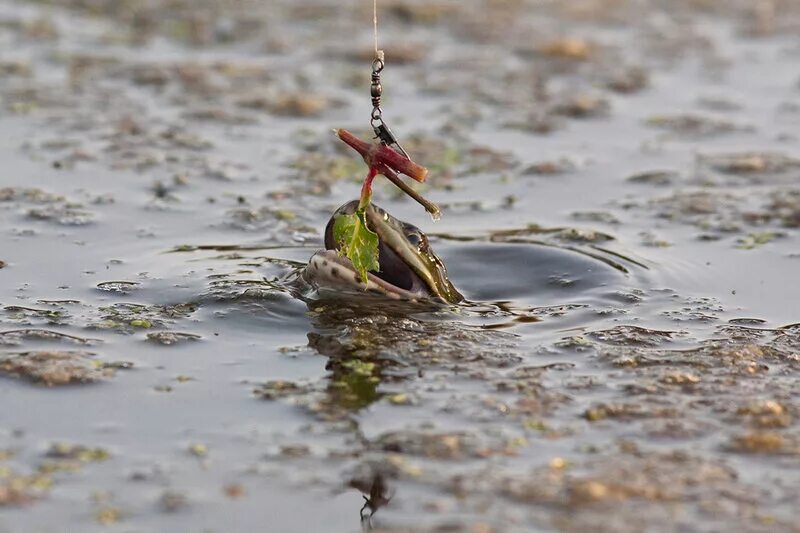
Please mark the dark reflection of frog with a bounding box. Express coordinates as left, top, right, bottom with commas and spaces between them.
304, 298, 439, 418
303, 200, 463, 304
352, 471, 392, 531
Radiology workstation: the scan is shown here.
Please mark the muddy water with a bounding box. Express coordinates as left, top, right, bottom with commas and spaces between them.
1, 1, 799, 531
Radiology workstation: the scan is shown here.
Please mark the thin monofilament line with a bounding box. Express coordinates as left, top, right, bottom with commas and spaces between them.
373, 0, 379, 55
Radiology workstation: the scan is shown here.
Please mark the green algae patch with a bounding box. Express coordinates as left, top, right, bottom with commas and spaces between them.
253, 380, 307, 400
91, 302, 198, 333
187, 443, 208, 458
37, 442, 111, 482
94, 507, 123, 525
46, 442, 111, 462
737, 231, 782, 250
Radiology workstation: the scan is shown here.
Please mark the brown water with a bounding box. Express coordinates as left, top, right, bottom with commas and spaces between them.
1, 1, 799, 531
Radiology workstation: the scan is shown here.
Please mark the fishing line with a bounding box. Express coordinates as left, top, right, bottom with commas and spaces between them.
373, 0, 379, 56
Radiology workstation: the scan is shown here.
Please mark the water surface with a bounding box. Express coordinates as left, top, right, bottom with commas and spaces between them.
1, 1, 799, 531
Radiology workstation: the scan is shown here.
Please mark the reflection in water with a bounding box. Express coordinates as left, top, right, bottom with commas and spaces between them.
308, 328, 385, 412
302, 298, 441, 417
305, 300, 428, 530
354, 472, 392, 531
301, 297, 520, 530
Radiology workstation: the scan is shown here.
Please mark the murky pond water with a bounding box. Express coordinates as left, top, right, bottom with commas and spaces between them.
1, 1, 800, 531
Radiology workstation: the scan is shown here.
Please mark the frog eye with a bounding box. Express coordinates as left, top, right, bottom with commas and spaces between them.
406, 232, 423, 247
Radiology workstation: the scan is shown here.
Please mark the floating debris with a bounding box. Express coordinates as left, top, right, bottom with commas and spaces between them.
645, 114, 751, 138
538, 38, 594, 61
94, 507, 123, 525
223, 484, 246, 499
553, 227, 615, 243
0, 472, 49, 507
737, 231, 784, 250
159, 490, 189, 513
603, 66, 649, 94
237, 93, 342, 117
590, 325, 679, 347
371, 431, 480, 460
0, 329, 100, 346
27, 206, 94, 226
187, 443, 208, 458
571, 211, 620, 225
627, 170, 679, 186
46, 442, 110, 462
146, 332, 202, 345
0, 351, 113, 385
253, 380, 308, 400
699, 152, 800, 177
552, 94, 610, 119
522, 158, 576, 176
726, 432, 795, 455
96, 281, 141, 294
0, 187, 63, 204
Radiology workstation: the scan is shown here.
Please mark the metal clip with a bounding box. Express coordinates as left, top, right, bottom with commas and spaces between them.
373, 122, 410, 159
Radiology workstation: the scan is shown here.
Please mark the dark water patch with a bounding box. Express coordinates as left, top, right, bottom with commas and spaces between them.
441, 242, 633, 305
433, 226, 651, 275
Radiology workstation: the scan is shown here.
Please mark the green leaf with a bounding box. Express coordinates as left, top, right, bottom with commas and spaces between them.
332, 209, 380, 285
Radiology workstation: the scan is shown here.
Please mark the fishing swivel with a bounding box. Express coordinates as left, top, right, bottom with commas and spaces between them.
369, 53, 410, 159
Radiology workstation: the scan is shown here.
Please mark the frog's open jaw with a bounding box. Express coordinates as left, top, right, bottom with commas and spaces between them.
305, 200, 463, 303
306, 250, 429, 301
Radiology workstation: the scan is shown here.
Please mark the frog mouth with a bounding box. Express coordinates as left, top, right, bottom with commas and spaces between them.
305, 249, 430, 301
307, 200, 462, 304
